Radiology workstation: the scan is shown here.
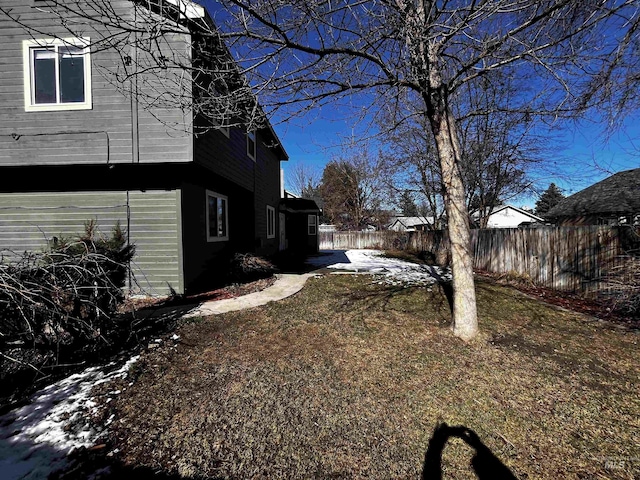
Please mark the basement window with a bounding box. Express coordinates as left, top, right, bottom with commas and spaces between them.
23, 38, 92, 111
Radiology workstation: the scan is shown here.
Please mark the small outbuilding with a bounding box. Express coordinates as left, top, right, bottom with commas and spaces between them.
280, 198, 322, 254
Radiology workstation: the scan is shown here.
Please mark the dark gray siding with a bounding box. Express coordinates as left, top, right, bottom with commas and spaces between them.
0, 190, 183, 296
179, 178, 254, 293
0, 0, 192, 166
194, 127, 257, 192
193, 127, 284, 258
253, 135, 282, 256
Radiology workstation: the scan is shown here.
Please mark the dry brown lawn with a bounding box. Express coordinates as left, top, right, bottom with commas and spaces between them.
87, 274, 639, 479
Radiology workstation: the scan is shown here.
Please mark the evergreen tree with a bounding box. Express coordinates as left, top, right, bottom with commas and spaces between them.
398, 190, 419, 216
535, 183, 564, 216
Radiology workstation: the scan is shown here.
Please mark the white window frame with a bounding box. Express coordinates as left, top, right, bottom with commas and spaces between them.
206, 190, 229, 242
308, 214, 317, 235
211, 88, 230, 137
266, 205, 276, 239
247, 130, 256, 160
22, 37, 92, 112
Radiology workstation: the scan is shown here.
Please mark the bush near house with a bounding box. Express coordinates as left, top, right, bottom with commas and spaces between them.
0, 220, 135, 348
0, 221, 135, 405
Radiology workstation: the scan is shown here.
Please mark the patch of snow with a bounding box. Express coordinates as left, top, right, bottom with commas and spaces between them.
312, 249, 451, 286
0, 355, 138, 480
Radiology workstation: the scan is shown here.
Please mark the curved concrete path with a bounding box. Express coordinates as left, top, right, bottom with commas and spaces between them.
184, 273, 318, 318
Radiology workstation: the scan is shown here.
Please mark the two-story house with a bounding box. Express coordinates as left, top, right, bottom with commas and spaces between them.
0, 0, 288, 295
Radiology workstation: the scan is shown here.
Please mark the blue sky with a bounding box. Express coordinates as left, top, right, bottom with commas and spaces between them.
201, 1, 639, 209
272, 111, 639, 209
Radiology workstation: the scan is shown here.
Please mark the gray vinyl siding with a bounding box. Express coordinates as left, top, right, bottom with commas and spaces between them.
0, 190, 183, 296
0, 0, 192, 167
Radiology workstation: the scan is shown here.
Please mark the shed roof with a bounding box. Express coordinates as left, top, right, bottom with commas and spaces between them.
280, 198, 321, 213
545, 168, 640, 219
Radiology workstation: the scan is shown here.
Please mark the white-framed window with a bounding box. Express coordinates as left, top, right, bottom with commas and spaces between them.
206, 190, 229, 242
266, 205, 275, 239
211, 89, 230, 137
247, 130, 256, 160
22, 37, 92, 112
308, 214, 317, 235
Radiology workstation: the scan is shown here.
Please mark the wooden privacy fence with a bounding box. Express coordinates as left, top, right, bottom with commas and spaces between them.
319, 226, 640, 296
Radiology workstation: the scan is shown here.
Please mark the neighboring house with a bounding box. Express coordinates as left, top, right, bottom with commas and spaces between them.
0, 0, 288, 295
388, 216, 434, 232
545, 168, 640, 226
473, 205, 544, 228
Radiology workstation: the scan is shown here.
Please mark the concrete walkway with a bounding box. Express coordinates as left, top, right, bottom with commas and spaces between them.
183, 272, 318, 318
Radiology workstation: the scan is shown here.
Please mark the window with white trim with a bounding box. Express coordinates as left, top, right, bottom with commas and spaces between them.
23, 38, 92, 112
266, 205, 275, 239
308, 214, 317, 235
247, 130, 256, 160
206, 190, 229, 242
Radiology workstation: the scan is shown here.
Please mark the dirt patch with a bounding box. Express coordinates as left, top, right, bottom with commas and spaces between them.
120, 276, 277, 312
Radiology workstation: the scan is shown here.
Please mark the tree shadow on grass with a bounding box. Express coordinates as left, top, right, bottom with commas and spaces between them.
422, 422, 517, 480
425, 265, 454, 314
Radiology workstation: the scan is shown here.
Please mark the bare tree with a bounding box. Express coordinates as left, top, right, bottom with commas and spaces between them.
289, 162, 321, 199
381, 70, 542, 227
7, 0, 640, 339
379, 113, 446, 229
214, 0, 640, 340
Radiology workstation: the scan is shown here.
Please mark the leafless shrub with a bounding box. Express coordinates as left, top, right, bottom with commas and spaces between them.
602, 251, 640, 320
229, 253, 278, 283
0, 221, 135, 349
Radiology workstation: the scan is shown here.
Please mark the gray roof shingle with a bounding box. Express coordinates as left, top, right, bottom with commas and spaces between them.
545, 168, 640, 218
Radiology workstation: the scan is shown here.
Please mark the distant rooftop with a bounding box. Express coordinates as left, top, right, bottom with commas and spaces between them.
546, 168, 640, 219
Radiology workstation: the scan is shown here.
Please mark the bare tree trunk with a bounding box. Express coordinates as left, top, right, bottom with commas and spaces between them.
430, 108, 478, 340
423, 49, 479, 340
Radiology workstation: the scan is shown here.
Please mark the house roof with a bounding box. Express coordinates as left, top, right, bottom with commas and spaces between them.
545, 168, 640, 219
155, 0, 289, 161
280, 198, 321, 213
489, 205, 544, 222
389, 216, 433, 228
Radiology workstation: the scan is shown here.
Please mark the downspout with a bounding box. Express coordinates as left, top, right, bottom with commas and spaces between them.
127, 7, 139, 293
126, 190, 132, 292
130, 6, 140, 164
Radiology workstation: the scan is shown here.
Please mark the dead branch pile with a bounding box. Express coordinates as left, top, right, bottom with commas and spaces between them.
0, 221, 135, 349
229, 253, 278, 283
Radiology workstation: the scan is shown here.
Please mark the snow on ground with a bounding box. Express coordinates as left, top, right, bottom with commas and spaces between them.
0, 355, 139, 480
306, 249, 451, 286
